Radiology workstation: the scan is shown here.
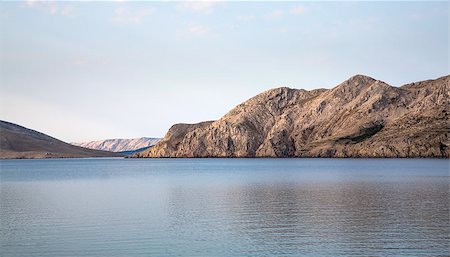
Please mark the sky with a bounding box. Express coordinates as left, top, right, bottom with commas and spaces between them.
0, 1, 448, 142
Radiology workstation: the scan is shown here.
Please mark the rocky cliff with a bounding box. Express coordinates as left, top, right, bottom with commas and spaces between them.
72, 137, 161, 152
136, 75, 449, 158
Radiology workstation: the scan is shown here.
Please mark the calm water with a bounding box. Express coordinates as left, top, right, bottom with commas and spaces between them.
0, 158, 448, 256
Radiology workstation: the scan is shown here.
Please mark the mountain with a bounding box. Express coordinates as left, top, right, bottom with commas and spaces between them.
136, 75, 449, 158
0, 120, 123, 159
71, 138, 161, 152
116, 146, 153, 155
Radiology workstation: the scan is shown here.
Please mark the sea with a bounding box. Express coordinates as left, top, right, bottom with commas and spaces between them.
1, 158, 448, 256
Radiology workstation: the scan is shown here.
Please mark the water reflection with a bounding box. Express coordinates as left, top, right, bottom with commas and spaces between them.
164, 181, 449, 256
1, 159, 448, 256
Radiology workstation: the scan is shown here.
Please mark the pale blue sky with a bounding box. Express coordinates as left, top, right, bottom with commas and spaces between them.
0, 1, 448, 142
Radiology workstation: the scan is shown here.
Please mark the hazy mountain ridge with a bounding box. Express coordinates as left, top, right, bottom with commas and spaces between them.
0, 120, 122, 159
72, 138, 161, 152
136, 74, 449, 158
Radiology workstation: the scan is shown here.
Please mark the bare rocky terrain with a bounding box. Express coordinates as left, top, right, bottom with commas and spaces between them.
72, 137, 161, 152
0, 121, 122, 159
136, 75, 449, 158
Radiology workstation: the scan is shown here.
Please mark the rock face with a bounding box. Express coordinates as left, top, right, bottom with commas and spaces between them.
0, 120, 122, 159
136, 75, 449, 158
72, 137, 161, 152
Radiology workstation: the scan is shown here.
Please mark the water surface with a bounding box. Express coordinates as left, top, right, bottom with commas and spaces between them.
1, 158, 448, 256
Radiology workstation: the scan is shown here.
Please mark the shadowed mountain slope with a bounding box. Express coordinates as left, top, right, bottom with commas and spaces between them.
136, 75, 449, 158
0, 120, 123, 159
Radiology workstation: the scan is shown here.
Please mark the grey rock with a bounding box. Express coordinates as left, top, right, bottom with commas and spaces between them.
72, 137, 161, 152
136, 74, 449, 158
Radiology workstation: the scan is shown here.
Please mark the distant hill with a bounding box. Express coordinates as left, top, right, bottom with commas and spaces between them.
0, 120, 123, 159
117, 146, 153, 155
136, 74, 449, 158
72, 138, 161, 152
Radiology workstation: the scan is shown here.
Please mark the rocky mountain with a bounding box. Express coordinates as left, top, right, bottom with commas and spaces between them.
72, 138, 161, 152
0, 120, 123, 159
136, 75, 449, 158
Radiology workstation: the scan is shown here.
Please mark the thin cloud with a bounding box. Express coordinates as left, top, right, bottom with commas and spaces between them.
24, 0, 35, 7
277, 27, 289, 33
21, 1, 76, 17
177, 23, 212, 39
188, 23, 209, 35
72, 56, 112, 67
176, 1, 224, 14
112, 7, 153, 25
290, 5, 306, 15
60, 6, 75, 17
236, 15, 256, 22
265, 10, 284, 20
